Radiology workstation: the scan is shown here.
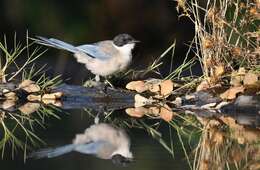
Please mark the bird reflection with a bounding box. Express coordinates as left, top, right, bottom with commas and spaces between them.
29, 123, 133, 166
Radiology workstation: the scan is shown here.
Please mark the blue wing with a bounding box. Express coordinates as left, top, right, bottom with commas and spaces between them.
36, 36, 79, 53
28, 144, 75, 159
74, 141, 107, 154
77, 44, 111, 59
35, 36, 111, 59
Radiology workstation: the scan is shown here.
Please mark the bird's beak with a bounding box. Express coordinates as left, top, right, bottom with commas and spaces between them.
130, 40, 141, 44
126, 157, 134, 162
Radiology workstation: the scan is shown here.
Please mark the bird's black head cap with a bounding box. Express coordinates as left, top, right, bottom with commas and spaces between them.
111, 154, 133, 167
113, 34, 139, 47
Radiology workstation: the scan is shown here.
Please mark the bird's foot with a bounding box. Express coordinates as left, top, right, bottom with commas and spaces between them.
83, 80, 109, 97
94, 113, 100, 124
83, 80, 102, 88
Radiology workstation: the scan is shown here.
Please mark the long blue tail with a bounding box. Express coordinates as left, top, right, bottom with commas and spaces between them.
28, 144, 75, 159
36, 36, 79, 53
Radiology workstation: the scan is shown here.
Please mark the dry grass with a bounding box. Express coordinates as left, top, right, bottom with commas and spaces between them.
176, 0, 260, 87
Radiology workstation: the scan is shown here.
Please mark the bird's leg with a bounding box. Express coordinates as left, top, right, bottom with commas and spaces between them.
95, 75, 100, 82
83, 75, 101, 87
94, 112, 100, 124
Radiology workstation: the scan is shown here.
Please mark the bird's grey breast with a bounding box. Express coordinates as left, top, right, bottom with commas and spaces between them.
74, 140, 116, 159
96, 141, 117, 159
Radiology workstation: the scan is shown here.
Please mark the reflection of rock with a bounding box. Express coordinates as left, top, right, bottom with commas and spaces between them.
220, 95, 260, 127
159, 104, 174, 122
2, 100, 16, 110
219, 116, 260, 144
125, 107, 146, 118
125, 104, 174, 122
27, 92, 63, 107
175, 91, 221, 108
126, 81, 149, 93
4, 92, 17, 100
27, 92, 63, 101
194, 115, 260, 170
160, 80, 174, 97
18, 102, 41, 115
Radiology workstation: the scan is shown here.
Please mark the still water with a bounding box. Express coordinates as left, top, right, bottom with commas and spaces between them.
1, 1, 260, 169
0, 108, 190, 170
1, 82, 260, 170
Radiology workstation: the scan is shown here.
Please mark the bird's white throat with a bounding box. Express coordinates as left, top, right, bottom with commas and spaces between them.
112, 148, 133, 159
114, 43, 135, 58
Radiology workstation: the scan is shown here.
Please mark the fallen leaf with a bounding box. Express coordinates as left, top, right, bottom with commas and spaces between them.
237, 137, 245, 144
243, 72, 258, 85
148, 106, 160, 116
160, 80, 173, 96
126, 81, 149, 93
196, 80, 210, 91
249, 163, 260, 170
4, 92, 17, 100
125, 107, 147, 118
230, 74, 243, 87
220, 86, 245, 100
19, 80, 34, 87
159, 104, 174, 122
230, 67, 246, 87
2, 100, 16, 109
148, 83, 160, 93
238, 67, 246, 75
145, 79, 161, 93
214, 65, 225, 77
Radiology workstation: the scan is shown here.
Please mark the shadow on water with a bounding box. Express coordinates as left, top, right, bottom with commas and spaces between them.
0, 82, 260, 170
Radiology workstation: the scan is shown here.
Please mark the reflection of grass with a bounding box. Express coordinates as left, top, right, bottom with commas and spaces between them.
0, 34, 62, 159
168, 114, 202, 169
81, 0, 259, 168
170, 0, 260, 168
192, 118, 260, 170
0, 111, 40, 159
104, 113, 202, 169
0, 104, 61, 159
138, 120, 175, 157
